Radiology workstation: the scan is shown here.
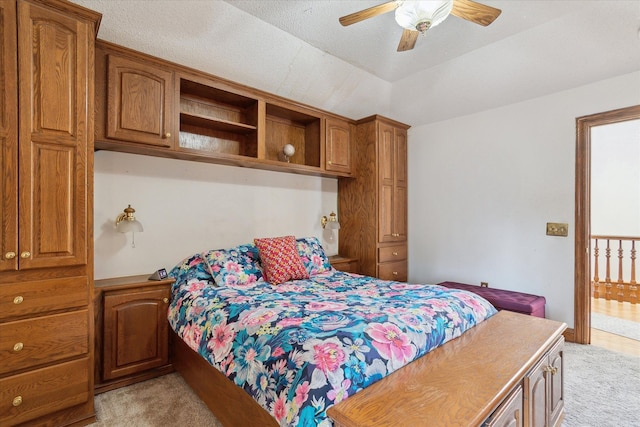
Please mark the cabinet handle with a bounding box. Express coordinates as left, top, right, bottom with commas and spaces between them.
392, 252, 398, 256
13, 396, 22, 407
163, 298, 169, 304
13, 342, 23, 352
5, 251, 16, 259
13, 296, 24, 305
164, 132, 172, 138
20, 251, 31, 259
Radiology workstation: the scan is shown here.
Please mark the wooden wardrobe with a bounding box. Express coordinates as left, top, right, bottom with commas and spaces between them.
339, 115, 409, 281
0, 1, 100, 425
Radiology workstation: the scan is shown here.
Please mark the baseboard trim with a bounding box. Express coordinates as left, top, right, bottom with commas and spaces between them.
563, 328, 576, 343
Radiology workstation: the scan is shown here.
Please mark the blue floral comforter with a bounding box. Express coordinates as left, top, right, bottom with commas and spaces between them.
168, 270, 497, 426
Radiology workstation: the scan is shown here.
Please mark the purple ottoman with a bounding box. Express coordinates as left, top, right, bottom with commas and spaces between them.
437, 281, 546, 318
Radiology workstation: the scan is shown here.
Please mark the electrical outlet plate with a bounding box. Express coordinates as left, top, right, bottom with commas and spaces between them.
546, 222, 568, 237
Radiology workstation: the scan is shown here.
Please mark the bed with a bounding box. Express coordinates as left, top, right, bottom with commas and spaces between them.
166, 236, 498, 426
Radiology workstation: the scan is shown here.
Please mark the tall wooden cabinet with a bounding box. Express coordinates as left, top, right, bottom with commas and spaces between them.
0, 1, 100, 426
339, 115, 409, 281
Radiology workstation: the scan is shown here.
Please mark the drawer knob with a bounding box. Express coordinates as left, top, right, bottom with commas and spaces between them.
163, 297, 169, 304
13, 396, 22, 407
392, 271, 398, 276
165, 132, 172, 138
13, 342, 23, 352
5, 251, 16, 259
392, 252, 398, 256
20, 251, 31, 259
13, 296, 24, 305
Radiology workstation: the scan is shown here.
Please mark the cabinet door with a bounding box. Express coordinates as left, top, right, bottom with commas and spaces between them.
325, 117, 352, 174
17, 1, 90, 269
378, 122, 406, 243
103, 288, 170, 380
378, 122, 395, 242
524, 358, 547, 427
547, 339, 564, 427
107, 54, 174, 147
393, 128, 408, 240
486, 385, 524, 427
0, 0, 18, 272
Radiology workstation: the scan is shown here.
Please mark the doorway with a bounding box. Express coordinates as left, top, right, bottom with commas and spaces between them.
574, 104, 640, 344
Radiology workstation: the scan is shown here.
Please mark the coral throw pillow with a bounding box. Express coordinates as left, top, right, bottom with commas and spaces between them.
254, 236, 309, 285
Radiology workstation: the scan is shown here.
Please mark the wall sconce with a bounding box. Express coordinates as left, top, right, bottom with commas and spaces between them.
321, 212, 341, 230
115, 204, 143, 247
281, 143, 295, 162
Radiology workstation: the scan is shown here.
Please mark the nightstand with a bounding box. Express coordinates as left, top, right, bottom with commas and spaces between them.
94, 274, 175, 394
329, 255, 359, 273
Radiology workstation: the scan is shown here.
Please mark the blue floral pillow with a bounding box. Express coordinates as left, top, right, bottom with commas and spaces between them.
202, 243, 264, 288
296, 236, 333, 276
169, 252, 215, 289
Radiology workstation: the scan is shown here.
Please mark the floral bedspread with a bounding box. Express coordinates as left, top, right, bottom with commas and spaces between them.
168, 270, 497, 427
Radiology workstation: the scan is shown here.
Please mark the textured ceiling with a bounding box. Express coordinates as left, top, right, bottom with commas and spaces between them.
224, 1, 640, 83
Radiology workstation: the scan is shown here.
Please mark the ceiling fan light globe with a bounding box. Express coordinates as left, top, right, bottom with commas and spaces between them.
394, 0, 454, 31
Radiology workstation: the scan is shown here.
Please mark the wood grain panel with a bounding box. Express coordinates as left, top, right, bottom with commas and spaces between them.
339, 119, 378, 277
0, 310, 88, 374
0, 275, 87, 320
103, 287, 170, 380
0, 0, 18, 272
0, 357, 89, 426
18, 1, 90, 270
325, 117, 352, 174
106, 54, 174, 147
378, 245, 407, 262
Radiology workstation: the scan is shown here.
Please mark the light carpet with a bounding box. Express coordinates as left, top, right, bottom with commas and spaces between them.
591, 312, 640, 341
90, 343, 640, 426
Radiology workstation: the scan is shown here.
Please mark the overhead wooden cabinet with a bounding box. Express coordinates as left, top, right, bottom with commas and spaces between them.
339, 115, 409, 281
94, 40, 353, 178
325, 116, 353, 175
96, 43, 175, 148
0, 1, 100, 426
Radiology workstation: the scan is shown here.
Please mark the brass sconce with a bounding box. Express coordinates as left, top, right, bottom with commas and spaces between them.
115, 204, 143, 247
321, 212, 341, 230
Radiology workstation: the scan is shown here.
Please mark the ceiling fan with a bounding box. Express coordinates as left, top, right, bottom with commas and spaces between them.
339, 0, 502, 52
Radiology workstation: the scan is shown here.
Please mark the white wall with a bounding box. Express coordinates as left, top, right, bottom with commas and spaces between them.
94, 152, 339, 279
591, 119, 640, 236
407, 71, 640, 327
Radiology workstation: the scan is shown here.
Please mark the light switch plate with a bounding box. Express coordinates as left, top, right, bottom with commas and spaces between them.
546, 222, 568, 237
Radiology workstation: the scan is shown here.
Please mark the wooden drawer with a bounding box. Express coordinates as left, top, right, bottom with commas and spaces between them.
329, 256, 359, 273
0, 310, 89, 375
378, 261, 407, 281
0, 357, 90, 426
378, 245, 407, 263
0, 277, 88, 321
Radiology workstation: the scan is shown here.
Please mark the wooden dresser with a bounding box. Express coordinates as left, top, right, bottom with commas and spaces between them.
0, 1, 100, 425
339, 115, 409, 281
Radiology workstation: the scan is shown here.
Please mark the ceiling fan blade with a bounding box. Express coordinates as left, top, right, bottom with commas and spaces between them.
339, 1, 399, 26
397, 29, 419, 52
451, 0, 502, 26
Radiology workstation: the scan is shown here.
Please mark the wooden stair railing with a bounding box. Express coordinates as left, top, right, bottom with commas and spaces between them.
591, 235, 638, 304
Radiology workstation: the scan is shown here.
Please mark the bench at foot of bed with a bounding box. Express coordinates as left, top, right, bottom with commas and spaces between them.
437, 281, 546, 318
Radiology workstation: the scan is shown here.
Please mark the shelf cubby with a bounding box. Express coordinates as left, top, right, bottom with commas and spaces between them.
178, 78, 259, 158
265, 103, 321, 167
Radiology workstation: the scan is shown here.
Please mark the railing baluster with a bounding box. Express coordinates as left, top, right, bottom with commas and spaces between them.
605, 239, 612, 300
630, 241, 637, 304
590, 235, 639, 304
617, 239, 625, 302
